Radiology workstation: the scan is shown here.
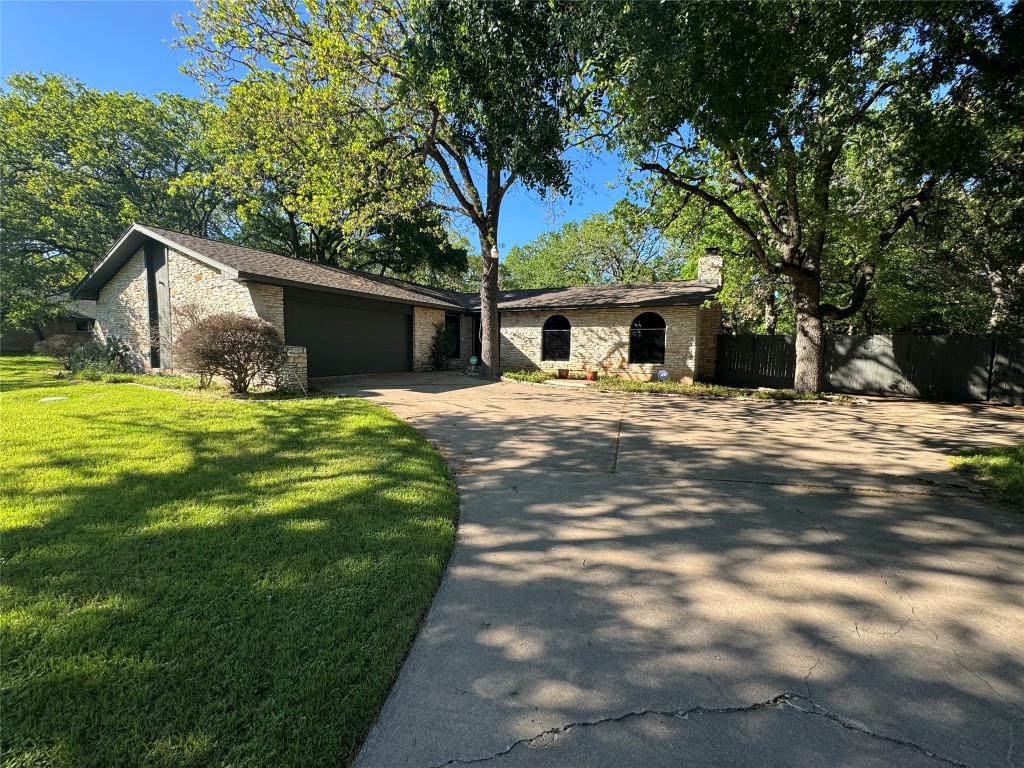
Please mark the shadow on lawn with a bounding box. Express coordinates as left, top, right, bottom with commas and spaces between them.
2, 398, 457, 768
350, 384, 1024, 767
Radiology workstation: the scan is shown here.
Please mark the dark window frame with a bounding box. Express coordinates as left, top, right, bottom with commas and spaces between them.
445, 315, 462, 358
629, 312, 666, 365
75, 319, 92, 333
542, 314, 572, 362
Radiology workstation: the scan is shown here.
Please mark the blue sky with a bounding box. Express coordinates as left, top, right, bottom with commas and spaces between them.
0, 0, 626, 254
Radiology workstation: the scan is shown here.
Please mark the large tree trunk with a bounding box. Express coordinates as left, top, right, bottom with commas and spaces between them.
479, 237, 500, 379
792, 275, 825, 393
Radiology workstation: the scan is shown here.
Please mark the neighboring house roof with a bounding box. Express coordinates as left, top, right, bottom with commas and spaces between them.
72, 223, 465, 311
66, 300, 97, 320
74, 223, 718, 314
456, 281, 717, 312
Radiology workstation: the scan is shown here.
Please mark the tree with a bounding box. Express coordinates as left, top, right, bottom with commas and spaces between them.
581, 2, 1000, 391
501, 200, 688, 290
0, 73, 228, 334
178, 0, 590, 378
201, 70, 469, 279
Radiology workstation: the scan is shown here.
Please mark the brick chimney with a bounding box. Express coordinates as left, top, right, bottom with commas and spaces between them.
697, 247, 723, 287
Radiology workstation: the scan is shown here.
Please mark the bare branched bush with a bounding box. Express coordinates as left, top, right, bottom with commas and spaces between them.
173, 313, 286, 394
172, 302, 208, 334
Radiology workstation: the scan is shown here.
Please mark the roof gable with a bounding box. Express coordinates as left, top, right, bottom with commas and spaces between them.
72, 223, 465, 310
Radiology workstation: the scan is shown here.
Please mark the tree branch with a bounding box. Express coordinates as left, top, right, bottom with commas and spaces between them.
638, 160, 773, 268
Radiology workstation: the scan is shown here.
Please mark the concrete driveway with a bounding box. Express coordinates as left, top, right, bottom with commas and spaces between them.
318, 373, 1024, 768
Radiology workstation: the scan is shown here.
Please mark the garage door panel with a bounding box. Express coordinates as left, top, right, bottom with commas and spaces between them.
284, 290, 412, 377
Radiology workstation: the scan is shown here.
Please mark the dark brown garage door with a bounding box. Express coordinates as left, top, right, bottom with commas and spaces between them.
284, 287, 412, 377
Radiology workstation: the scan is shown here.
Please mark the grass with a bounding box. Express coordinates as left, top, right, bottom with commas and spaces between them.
0, 355, 458, 767
950, 444, 1024, 514
97, 371, 211, 390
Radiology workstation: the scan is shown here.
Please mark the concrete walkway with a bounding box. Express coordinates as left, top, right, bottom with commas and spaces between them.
318, 373, 1024, 768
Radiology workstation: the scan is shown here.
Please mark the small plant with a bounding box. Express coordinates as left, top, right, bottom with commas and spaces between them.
35, 334, 135, 374
428, 322, 456, 371
33, 334, 91, 369
174, 312, 286, 394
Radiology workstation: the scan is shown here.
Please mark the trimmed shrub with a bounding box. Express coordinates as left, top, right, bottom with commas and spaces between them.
174, 313, 286, 394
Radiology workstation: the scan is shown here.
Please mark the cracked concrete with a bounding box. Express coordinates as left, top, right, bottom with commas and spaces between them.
425, 693, 971, 768
317, 373, 1024, 768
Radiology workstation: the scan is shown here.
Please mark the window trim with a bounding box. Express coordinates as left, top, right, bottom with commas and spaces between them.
629, 312, 667, 365
541, 314, 572, 362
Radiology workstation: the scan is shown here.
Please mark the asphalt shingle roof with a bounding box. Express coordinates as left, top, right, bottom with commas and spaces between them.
76, 223, 718, 311
137, 225, 465, 310
455, 281, 716, 311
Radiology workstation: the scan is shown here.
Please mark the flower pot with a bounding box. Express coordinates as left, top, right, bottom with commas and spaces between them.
557, 369, 569, 379
585, 372, 598, 381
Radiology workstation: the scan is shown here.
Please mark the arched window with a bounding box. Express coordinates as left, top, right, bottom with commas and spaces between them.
542, 315, 571, 361
629, 312, 666, 364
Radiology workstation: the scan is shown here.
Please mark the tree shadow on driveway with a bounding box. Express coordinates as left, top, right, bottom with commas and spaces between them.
348, 379, 1024, 768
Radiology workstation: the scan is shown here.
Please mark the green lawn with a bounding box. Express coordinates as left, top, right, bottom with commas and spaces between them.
0, 355, 458, 767
950, 443, 1024, 515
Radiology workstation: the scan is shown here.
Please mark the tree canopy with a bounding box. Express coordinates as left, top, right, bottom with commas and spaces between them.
0, 73, 226, 334
576, 0, 1012, 390
501, 201, 689, 290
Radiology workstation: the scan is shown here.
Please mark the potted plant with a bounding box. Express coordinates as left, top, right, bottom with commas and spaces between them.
585, 369, 599, 382
557, 368, 569, 379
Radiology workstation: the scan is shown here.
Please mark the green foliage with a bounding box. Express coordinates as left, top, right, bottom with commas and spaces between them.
405, 0, 588, 199
950, 444, 1024, 515
501, 200, 687, 290
427, 321, 456, 371
577, 1, 1009, 388
0, 355, 457, 767
594, 378, 853, 402
100, 372, 208, 390
501, 370, 556, 383
0, 73, 229, 331
175, 2, 471, 282
33, 334, 134, 374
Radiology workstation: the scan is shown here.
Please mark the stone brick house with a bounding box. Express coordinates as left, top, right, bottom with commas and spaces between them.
73, 223, 722, 388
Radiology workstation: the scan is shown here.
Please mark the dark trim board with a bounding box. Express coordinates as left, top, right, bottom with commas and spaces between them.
283, 287, 413, 377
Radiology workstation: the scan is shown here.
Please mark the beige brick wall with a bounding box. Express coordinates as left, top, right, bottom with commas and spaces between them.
95, 247, 150, 368
166, 249, 284, 335
695, 303, 722, 382
96, 244, 286, 371
412, 306, 446, 371
500, 306, 700, 383
280, 345, 308, 391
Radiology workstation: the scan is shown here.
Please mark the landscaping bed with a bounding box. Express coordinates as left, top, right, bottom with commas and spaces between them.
502, 369, 855, 402
0, 355, 458, 767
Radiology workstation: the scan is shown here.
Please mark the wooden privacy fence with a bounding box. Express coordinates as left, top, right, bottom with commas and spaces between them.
715, 335, 1024, 404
